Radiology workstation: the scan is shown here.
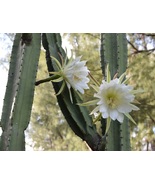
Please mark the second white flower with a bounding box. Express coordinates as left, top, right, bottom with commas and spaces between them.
93, 78, 139, 123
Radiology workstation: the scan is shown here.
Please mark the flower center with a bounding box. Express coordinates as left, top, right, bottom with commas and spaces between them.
106, 93, 119, 109
73, 74, 81, 82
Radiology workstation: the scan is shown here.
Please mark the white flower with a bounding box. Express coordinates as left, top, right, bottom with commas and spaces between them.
92, 78, 139, 123
50, 55, 90, 102
79, 64, 141, 134
63, 56, 90, 94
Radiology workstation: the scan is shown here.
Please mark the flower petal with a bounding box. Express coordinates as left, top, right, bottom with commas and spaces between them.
117, 112, 124, 123
109, 109, 119, 121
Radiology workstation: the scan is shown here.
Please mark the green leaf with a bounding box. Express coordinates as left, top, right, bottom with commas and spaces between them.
131, 89, 145, 94
105, 117, 111, 134
125, 113, 137, 125
106, 64, 111, 82
78, 99, 98, 106
52, 76, 63, 82
55, 81, 66, 96
51, 55, 62, 70
93, 113, 101, 123
119, 72, 126, 83
90, 84, 99, 92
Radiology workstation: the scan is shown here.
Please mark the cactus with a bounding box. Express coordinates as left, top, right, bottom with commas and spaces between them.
100, 33, 130, 151
0, 33, 41, 150
42, 33, 104, 150
0, 33, 130, 151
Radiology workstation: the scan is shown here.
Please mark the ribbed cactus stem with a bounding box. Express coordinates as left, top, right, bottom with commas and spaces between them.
0, 33, 41, 151
100, 33, 130, 151
117, 34, 130, 150
42, 33, 104, 150
0, 33, 23, 150
9, 33, 41, 150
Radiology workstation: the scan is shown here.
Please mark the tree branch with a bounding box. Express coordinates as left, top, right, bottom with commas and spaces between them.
127, 40, 139, 51
127, 39, 155, 56
139, 33, 155, 37
147, 112, 155, 124
35, 76, 53, 86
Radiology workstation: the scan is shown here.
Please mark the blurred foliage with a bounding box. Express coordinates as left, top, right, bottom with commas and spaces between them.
127, 33, 155, 150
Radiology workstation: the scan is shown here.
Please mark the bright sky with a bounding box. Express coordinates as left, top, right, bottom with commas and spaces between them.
0, 33, 12, 115
0, 66, 8, 116
0, 34, 10, 136
0, 67, 8, 138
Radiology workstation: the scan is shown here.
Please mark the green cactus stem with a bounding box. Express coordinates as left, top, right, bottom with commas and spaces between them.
117, 34, 130, 150
0, 33, 23, 150
0, 33, 41, 151
42, 33, 105, 150
100, 33, 130, 151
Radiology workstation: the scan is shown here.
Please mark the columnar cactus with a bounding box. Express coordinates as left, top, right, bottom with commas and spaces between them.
42, 33, 103, 150
0, 33, 41, 150
100, 33, 130, 150
0, 33, 138, 151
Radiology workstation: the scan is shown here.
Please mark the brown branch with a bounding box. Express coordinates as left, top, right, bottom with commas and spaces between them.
127, 39, 155, 56
131, 48, 155, 56
127, 40, 139, 52
139, 33, 155, 37
147, 112, 155, 124
146, 140, 149, 151
35, 76, 53, 86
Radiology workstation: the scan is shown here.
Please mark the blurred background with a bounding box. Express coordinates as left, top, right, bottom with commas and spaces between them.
0, 33, 155, 151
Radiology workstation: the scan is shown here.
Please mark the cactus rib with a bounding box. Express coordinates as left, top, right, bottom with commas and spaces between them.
100, 33, 130, 151
8, 33, 41, 150
0, 33, 24, 150
0, 33, 41, 151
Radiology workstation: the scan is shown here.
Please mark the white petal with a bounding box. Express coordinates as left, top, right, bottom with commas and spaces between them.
117, 112, 124, 123
109, 109, 119, 120
99, 104, 108, 112
76, 86, 84, 94
101, 111, 109, 119
117, 104, 133, 113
